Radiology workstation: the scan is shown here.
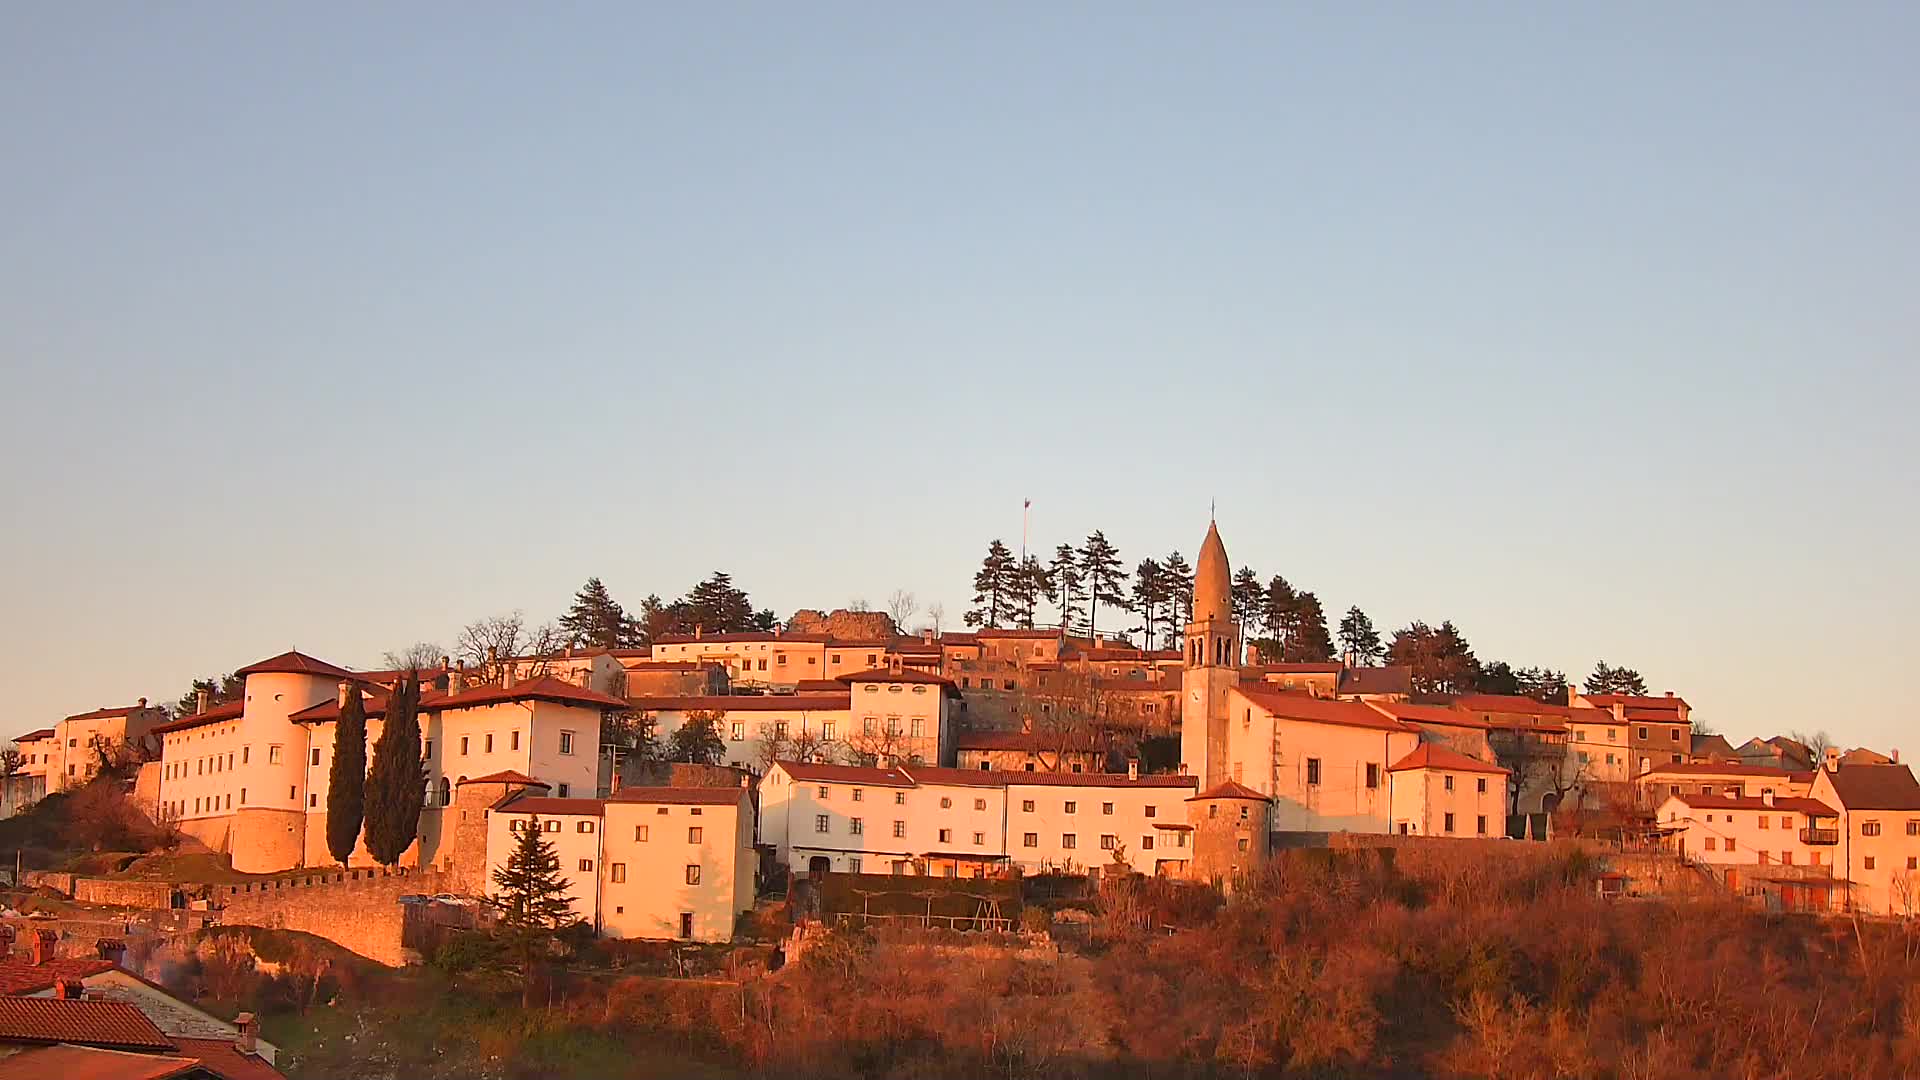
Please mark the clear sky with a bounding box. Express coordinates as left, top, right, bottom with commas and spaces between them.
2, 5, 1914, 752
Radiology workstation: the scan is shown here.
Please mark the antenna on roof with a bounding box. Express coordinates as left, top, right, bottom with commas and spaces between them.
1209, 498, 1216, 523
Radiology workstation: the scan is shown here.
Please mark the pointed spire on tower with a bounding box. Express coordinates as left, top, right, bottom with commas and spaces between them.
1192, 520, 1232, 626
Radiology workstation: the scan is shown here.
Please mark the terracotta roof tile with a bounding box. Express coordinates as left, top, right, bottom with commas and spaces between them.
1247, 663, 1344, 675
0, 957, 117, 995
625, 694, 850, 712
1822, 764, 1920, 810
150, 700, 246, 735
12, 728, 56, 743
773, 760, 914, 786
1190, 780, 1270, 802
1000, 771, 1196, 789
169, 1037, 287, 1080
1640, 762, 1795, 779
1388, 744, 1509, 774
952, 730, 1101, 752
0, 1044, 201, 1080
457, 770, 548, 787
232, 651, 354, 680
1584, 693, 1689, 711
0, 995, 173, 1051
1237, 687, 1418, 734
1336, 665, 1414, 696
497, 796, 605, 817
1365, 701, 1489, 729
652, 632, 832, 645
1453, 694, 1574, 718
608, 787, 749, 806
61, 705, 156, 723
1666, 794, 1836, 816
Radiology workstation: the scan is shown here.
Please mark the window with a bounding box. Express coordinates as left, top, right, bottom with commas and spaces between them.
822, 722, 836, 741
1705, 836, 1717, 851
686, 864, 702, 885
1638, 727, 1648, 740
1023, 833, 1038, 848
972, 831, 985, 845
310, 748, 321, 766
1141, 835, 1155, 850
636, 825, 650, 841
730, 723, 745, 741
1144, 805, 1157, 819
1909, 857, 1918, 871
557, 783, 569, 797
938, 828, 952, 843
863, 717, 876, 735
1864, 856, 1877, 871
848, 857, 862, 873
939, 797, 952, 809
1062, 834, 1077, 849
850, 818, 863, 835
542, 820, 559, 833
1908, 820, 1920, 837
1780, 816, 1791, 829
578, 821, 595, 834
892, 820, 907, 838
894, 792, 906, 805
1443, 775, 1455, 792
578, 859, 594, 872
611, 864, 626, 883
240, 788, 246, 804
1021, 798, 1035, 813
1444, 813, 1455, 834
1476, 778, 1487, 794
853, 788, 864, 802
885, 717, 900, 736
1102, 802, 1114, 815
1726, 837, 1736, 851
815, 814, 830, 834
1100, 834, 1117, 850
1759, 816, 1769, 830
774, 721, 788, 741
1365, 764, 1380, 789
309, 794, 318, 808
511, 731, 520, 751
1064, 801, 1077, 814
560, 732, 575, 755
818, 786, 830, 799
268, 745, 282, 764
483, 733, 495, 753
242, 746, 250, 765
1306, 758, 1321, 785
1476, 815, 1487, 835
974, 798, 987, 811
1237, 837, 1249, 852
1863, 821, 1882, 836
1781, 850, 1793, 865
424, 740, 433, 758
459, 736, 470, 756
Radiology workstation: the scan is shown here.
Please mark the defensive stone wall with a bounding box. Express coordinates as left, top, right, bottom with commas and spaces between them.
73, 879, 179, 908
217, 866, 450, 967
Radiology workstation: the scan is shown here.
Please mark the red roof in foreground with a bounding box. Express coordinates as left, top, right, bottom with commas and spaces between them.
150, 699, 245, 735
1641, 761, 1796, 779
1388, 744, 1510, 775
1366, 701, 1490, 729
457, 770, 548, 788
497, 796, 605, 818
609, 787, 749, 806
838, 668, 962, 696
12, 728, 55, 743
430, 676, 627, 712
0, 956, 117, 995
0, 1044, 200, 1080
1665, 794, 1836, 816
1238, 687, 1418, 734
0, 995, 174, 1051
170, 1037, 288, 1080
1190, 780, 1270, 802
774, 760, 915, 786
233, 650, 354, 680
624, 694, 851, 712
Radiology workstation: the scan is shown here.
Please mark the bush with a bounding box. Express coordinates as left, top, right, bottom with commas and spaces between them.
1018, 907, 1051, 934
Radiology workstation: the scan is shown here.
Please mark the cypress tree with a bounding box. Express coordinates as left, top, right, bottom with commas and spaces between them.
363, 672, 426, 866
325, 686, 369, 866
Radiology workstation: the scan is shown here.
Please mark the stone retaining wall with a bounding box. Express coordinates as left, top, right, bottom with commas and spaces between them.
217, 866, 450, 967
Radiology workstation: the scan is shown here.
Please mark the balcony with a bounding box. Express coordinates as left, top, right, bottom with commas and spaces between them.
1799, 827, 1838, 845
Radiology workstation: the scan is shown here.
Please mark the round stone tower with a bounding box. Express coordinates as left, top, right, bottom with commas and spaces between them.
1186, 780, 1272, 889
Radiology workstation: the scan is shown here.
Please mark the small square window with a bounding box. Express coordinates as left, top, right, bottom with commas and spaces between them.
578, 858, 593, 872
636, 825, 649, 841
688, 826, 703, 843
686, 864, 702, 885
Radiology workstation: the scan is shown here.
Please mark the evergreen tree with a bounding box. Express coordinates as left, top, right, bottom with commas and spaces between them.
633, 594, 676, 644
1475, 660, 1523, 696
1515, 666, 1569, 704
1230, 568, 1265, 631
170, 673, 244, 718
681, 572, 758, 633
363, 673, 426, 866
1129, 558, 1167, 650
1283, 592, 1335, 662
1263, 576, 1300, 646
1584, 661, 1648, 696
1078, 531, 1127, 641
1048, 544, 1084, 634
965, 540, 1017, 629
1338, 607, 1385, 665
1010, 555, 1047, 629
1387, 621, 1481, 695
558, 577, 640, 650
1161, 551, 1194, 644
325, 686, 369, 866
666, 713, 726, 765
485, 815, 580, 1005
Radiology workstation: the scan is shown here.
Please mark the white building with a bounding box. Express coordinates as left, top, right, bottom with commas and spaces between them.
1386, 744, 1509, 837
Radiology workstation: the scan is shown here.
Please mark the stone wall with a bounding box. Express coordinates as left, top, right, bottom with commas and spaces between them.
23, 870, 75, 896
217, 866, 449, 967
73, 879, 179, 909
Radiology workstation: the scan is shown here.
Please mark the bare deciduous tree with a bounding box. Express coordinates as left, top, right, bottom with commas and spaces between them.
925, 602, 945, 636
454, 611, 566, 678
381, 641, 445, 671
887, 590, 918, 634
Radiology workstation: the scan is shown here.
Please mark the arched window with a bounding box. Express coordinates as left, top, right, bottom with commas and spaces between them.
439, 777, 451, 806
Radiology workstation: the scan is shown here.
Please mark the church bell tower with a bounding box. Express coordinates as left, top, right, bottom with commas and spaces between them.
1180, 520, 1241, 786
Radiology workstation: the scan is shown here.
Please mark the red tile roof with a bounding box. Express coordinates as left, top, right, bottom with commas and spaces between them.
1821, 764, 1920, 810
625, 694, 850, 712
233, 651, 354, 680
1388, 744, 1509, 775
1584, 693, 1689, 711
1640, 762, 1796, 779
0, 957, 117, 995
952, 730, 1101, 752
1622, 708, 1689, 723
12, 728, 55, 743
652, 632, 833, 644
998, 771, 1196, 789
791, 679, 845, 693
1237, 687, 1418, 734
1249, 663, 1344, 675
151, 700, 245, 735
0, 995, 174, 1051
839, 668, 954, 686
774, 760, 914, 786
169, 1037, 287, 1080
1190, 780, 1270, 802
431, 676, 627, 712
0, 1044, 201, 1080
1452, 694, 1573, 718
61, 705, 157, 723
497, 796, 605, 818
1666, 794, 1836, 816
1365, 701, 1489, 729
457, 770, 548, 787
896, 765, 1020, 789
608, 787, 749, 806
620, 661, 710, 671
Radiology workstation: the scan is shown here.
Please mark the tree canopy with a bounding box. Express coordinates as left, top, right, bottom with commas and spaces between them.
363, 674, 426, 866
325, 687, 369, 866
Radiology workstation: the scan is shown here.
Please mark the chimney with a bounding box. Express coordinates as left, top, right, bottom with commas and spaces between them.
136, 697, 147, 708
503, 664, 518, 690
1762, 790, 1775, 807
337, 681, 352, 708
1611, 703, 1625, 723
234, 1012, 257, 1056
739, 772, 751, 790
95, 938, 126, 966
1127, 758, 1139, 781
1893, 748, 1901, 764
486, 646, 499, 680
54, 977, 83, 1000
695, 625, 704, 640
1664, 691, 1674, 698
31, 929, 56, 965
922, 628, 935, 645
610, 769, 623, 795
196, 688, 210, 715
439, 654, 450, 673
448, 665, 466, 696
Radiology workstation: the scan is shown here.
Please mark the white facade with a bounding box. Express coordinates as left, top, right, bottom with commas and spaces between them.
1224, 687, 1419, 834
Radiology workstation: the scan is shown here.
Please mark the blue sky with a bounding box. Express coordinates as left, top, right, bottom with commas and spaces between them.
2, 5, 1914, 751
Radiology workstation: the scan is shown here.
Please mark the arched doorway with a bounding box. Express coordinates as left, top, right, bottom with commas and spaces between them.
808, 856, 831, 877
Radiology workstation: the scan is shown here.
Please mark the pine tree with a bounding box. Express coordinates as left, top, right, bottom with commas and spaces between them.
681, 572, 757, 633
1130, 558, 1167, 650
1078, 531, 1127, 641
667, 713, 726, 765
1516, 667, 1569, 704
1048, 544, 1084, 634
1338, 607, 1385, 665
485, 815, 579, 1006
1387, 621, 1481, 695
1584, 661, 1647, 696
1010, 556, 1047, 629
1263, 576, 1300, 648
363, 673, 426, 866
558, 577, 639, 650
965, 540, 1017, 629
325, 686, 369, 866
1161, 551, 1194, 646
1230, 568, 1265, 631
1284, 592, 1335, 662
